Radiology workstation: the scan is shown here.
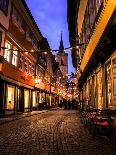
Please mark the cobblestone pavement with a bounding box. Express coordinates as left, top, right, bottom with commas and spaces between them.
0, 109, 116, 155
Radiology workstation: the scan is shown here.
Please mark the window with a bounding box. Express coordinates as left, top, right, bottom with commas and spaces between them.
25, 59, 29, 73
12, 48, 18, 66
32, 64, 35, 75
0, 0, 9, 15
19, 54, 24, 70
4, 41, 11, 62
29, 61, 32, 74
6, 85, 14, 110
32, 39, 36, 46
25, 31, 31, 42
12, 7, 18, 21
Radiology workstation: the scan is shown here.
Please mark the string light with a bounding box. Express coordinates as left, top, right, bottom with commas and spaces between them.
0, 43, 82, 54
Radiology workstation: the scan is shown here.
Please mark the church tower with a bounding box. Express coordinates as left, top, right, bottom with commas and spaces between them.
56, 32, 68, 77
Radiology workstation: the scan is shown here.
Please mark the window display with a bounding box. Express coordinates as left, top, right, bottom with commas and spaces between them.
6, 85, 14, 110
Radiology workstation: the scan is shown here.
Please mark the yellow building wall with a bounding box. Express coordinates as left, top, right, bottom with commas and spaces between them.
80, 0, 116, 72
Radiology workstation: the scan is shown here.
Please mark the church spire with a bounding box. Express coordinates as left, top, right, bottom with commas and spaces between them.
59, 32, 64, 52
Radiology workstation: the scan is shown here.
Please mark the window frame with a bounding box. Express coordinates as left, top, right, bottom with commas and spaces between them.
12, 47, 18, 67
4, 41, 11, 62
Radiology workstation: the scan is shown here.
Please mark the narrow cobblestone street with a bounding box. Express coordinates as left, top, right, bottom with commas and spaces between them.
0, 109, 116, 155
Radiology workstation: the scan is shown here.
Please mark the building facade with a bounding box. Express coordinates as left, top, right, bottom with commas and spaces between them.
0, 0, 50, 115
68, 0, 116, 110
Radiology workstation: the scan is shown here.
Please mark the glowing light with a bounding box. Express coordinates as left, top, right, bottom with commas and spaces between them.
30, 49, 34, 52
76, 45, 79, 49
44, 51, 47, 55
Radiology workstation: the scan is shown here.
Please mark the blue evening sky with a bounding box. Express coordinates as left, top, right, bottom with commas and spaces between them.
25, 0, 75, 74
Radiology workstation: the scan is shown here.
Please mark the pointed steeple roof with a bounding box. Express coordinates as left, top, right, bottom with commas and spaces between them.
59, 32, 64, 53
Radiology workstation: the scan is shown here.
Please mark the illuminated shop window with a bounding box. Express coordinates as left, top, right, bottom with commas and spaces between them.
97, 70, 103, 110
24, 90, 29, 109
4, 41, 11, 62
32, 91, 36, 107
106, 62, 113, 108
6, 85, 14, 110
12, 48, 18, 66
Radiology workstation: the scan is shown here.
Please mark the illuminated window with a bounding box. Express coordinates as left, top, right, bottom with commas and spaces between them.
6, 85, 14, 110
19, 54, 24, 70
12, 48, 18, 66
4, 41, 11, 62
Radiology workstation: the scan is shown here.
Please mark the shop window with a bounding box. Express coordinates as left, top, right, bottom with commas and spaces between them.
24, 90, 29, 109
6, 85, 14, 110
4, 41, 11, 62
97, 70, 103, 109
106, 62, 112, 107
32, 91, 36, 107
0, 0, 9, 15
12, 48, 18, 66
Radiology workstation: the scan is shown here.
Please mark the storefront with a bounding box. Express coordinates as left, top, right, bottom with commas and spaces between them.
5, 85, 15, 114
24, 89, 30, 112
105, 51, 116, 110
46, 93, 50, 106
32, 91, 38, 110
96, 68, 103, 110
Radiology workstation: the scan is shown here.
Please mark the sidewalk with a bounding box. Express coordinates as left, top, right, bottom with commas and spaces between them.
0, 107, 60, 125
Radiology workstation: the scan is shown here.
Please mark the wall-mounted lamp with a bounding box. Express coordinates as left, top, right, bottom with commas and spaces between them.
35, 77, 41, 84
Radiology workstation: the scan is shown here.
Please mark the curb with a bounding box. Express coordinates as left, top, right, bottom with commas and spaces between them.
0, 107, 60, 125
